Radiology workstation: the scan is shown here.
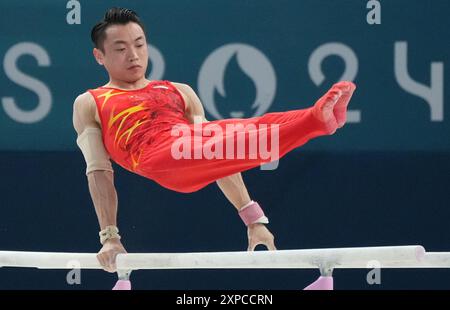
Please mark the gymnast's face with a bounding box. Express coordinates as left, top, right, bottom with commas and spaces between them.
94, 22, 149, 83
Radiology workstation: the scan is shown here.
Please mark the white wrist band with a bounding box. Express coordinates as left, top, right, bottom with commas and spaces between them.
99, 225, 121, 245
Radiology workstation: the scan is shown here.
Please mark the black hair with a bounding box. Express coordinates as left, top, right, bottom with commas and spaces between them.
91, 7, 146, 52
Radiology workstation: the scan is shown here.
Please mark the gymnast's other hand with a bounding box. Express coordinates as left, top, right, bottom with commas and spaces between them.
247, 223, 277, 251
97, 238, 127, 273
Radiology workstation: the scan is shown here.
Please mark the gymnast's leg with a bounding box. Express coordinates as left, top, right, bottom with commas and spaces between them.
144, 81, 356, 192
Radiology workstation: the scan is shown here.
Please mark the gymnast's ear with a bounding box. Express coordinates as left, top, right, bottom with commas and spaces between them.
93, 48, 105, 66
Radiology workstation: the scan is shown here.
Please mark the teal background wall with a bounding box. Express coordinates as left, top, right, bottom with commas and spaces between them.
0, 0, 448, 151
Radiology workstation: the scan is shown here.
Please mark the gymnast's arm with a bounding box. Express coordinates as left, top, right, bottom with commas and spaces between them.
72, 92, 126, 272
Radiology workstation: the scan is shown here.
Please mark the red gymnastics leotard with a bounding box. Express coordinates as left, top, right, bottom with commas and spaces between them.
88, 80, 333, 193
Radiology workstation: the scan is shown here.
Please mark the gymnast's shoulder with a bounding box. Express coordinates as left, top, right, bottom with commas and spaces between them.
72, 91, 98, 133
169, 81, 195, 95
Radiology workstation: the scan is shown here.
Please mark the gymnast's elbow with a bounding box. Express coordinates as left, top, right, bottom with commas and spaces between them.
74, 119, 114, 177
76, 129, 114, 177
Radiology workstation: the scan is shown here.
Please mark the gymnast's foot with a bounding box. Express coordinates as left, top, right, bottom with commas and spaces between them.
312, 81, 356, 134
333, 81, 356, 128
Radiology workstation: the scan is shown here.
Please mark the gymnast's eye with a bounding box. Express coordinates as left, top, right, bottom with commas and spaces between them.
116, 48, 126, 52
